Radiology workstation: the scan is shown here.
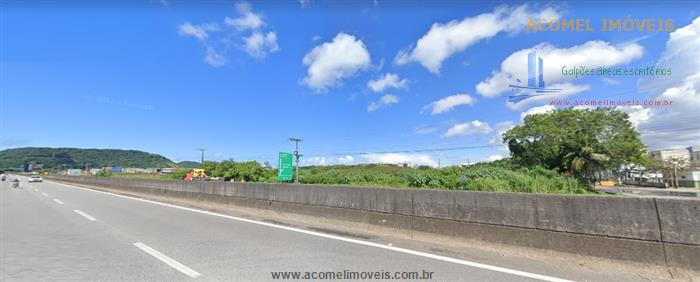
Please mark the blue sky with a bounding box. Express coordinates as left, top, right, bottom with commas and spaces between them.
2, 1, 699, 167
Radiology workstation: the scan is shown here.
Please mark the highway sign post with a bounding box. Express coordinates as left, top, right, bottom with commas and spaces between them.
277, 152, 294, 181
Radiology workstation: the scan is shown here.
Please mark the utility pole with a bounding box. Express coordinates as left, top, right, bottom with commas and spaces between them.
197, 148, 206, 168
289, 138, 302, 183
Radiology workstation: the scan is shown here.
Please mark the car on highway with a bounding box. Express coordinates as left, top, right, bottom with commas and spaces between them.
28, 175, 43, 182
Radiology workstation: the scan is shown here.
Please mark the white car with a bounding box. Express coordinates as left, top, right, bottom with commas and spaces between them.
28, 175, 43, 182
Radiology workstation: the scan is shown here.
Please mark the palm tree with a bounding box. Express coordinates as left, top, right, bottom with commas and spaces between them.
563, 146, 610, 184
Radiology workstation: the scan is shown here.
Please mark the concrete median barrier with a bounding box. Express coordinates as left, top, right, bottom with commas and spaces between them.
45, 175, 700, 274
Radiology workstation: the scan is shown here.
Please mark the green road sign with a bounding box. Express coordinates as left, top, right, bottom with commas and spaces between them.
277, 152, 294, 181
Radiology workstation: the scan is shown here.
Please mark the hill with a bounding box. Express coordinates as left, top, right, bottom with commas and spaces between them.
176, 161, 200, 168
0, 147, 175, 170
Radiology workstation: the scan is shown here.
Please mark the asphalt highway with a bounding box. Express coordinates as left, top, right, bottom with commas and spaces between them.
0, 176, 657, 281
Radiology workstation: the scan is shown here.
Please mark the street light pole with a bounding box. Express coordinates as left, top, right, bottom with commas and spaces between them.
289, 138, 302, 183
198, 148, 206, 168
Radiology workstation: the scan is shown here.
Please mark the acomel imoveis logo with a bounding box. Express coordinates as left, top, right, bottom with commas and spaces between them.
508, 49, 561, 103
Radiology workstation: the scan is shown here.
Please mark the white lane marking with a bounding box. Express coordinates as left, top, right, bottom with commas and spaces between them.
34, 189, 38, 191
41, 192, 48, 197
51, 181, 571, 282
133, 242, 201, 278
73, 210, 96, 222
53, 199, 64, 205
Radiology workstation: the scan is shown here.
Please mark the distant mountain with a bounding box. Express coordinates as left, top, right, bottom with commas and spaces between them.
0, 147, 175, 170
176, 161, 200, 168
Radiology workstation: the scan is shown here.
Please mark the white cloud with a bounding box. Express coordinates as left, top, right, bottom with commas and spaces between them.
601, 78, 619, 85
337, 155, 354, 164
180, 1, 278, 65
298, 0, 310, 8
204, 47, 227, 67
443, 120, 492, 138
414, 125, 437, 135
178, 22, 218, 41
520, 105, 555, 120
395, 4, 560, 73
367, 73, 409, 92
302, 33, 372, 92
302, 156, 329, 166
361, 153, 438, 167
301, 155, 354, 166
243, 31, 280, 59
616, 105, 651, 127
225, 2, 264, 31
423, 94, 475, 115
476, 41, 643, 98
488, 155, 505, 162
367, 94, 399, 112
489, 121, 515, 146
636, 17, 700, 149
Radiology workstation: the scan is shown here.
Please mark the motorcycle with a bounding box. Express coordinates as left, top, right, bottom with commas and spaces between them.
1, 175, 5, 181
12, 179, 19, 188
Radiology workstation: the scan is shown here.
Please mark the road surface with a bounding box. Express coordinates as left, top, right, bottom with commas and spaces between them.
0, 176, 655, 281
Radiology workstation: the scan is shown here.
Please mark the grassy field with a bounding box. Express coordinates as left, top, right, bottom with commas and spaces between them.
99, 159, 593, 194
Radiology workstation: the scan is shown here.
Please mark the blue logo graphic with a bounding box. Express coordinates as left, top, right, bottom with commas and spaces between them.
508, 50, 561, 103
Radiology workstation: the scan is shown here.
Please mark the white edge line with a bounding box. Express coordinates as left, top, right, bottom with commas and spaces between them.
51, 181, 572, 282
53, 199, 64, 204
134, 242, 201, 278
73, 209, 96, 221
41, 192, 48, 197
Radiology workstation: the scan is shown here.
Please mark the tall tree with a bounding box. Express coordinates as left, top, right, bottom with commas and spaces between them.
503, 108, 647, 183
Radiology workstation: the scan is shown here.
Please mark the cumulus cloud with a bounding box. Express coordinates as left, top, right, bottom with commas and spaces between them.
489, 121, 515, 146
616, 105, 651, 127
520, 104, 555, 120
476, 41, 642, 99
301, 155, 354, 166
204, 47, 227, 67
243, 31, 279, 59
302, 33, 372, 91
423, 94, 475, 115
488, 155, 505, 162
443, 120, 492, 138
298, 0, 310, 8
337, 155, 354, 164
367, 94, 399, 112
635, 17, 700, 149
361, 153, 438, 167
395, 4, 560, 73
367, 73, 409, 93
302, 156, 329, 166
225, 2, 264, 31
179, 1, 278, 66
178, 22, 218, 41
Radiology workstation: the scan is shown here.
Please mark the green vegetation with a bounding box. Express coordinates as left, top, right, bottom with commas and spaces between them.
171, 159, 589, 194
200, 161, 275, 182
504, 108, 647, 183
298, 160, 589, 193
0, 147, 175, 170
